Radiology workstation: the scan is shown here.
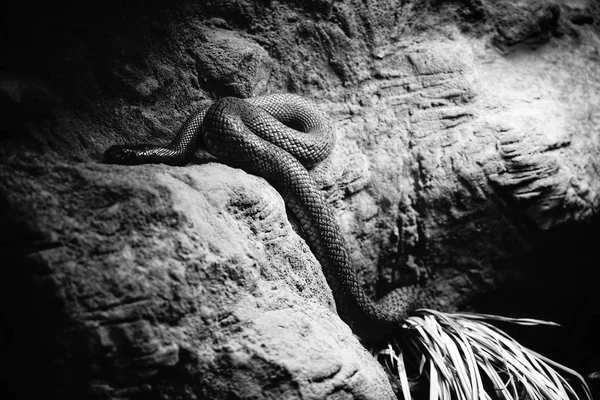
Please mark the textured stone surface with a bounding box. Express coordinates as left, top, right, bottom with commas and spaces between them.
2, 0, 600, 399
0, 161, 393, 399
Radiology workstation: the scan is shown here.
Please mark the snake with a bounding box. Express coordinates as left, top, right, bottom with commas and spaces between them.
104, 93, 433, 340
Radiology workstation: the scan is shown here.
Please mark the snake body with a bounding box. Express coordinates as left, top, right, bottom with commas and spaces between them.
105, 93, 429, 340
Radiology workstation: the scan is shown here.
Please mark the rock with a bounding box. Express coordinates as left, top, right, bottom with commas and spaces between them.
490, 1, 561, 49
190, 28, 273, 98
0, 161, 393, 399
2, 0, 600, 399
487, 119, 596, 230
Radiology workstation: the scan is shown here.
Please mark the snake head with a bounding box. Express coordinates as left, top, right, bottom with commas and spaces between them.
104, 144, 152, 165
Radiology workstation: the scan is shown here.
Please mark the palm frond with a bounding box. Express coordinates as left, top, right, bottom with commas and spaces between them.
372, 310, 592, 400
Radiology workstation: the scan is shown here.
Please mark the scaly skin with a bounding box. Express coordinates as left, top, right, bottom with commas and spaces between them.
105, 93, 433, 340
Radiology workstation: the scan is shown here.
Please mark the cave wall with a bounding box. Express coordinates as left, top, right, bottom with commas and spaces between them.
1, 0, 600, 399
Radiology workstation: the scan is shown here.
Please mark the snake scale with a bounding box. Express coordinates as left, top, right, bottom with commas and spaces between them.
105, 93, 432, 340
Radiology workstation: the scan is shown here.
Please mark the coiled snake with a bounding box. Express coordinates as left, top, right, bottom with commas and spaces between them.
105, 93, 432, 340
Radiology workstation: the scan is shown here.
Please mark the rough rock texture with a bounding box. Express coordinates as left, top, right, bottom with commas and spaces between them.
1, 0, 600, 399
1, 161, 393, 399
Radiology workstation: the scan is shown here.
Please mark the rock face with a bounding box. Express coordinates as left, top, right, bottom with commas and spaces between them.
1, 161, 393, 399
1, 0, 600, 399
